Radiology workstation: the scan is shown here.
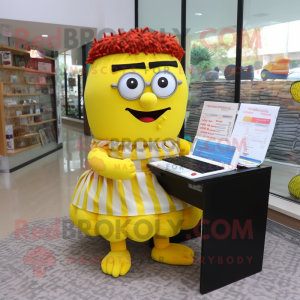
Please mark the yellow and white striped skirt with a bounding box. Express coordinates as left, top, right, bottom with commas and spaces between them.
72, 138, 190, 217
71, 168, 190, 217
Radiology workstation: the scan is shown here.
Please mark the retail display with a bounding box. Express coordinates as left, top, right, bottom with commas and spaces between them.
5, 125, 14, 152
291, 81, 300, 103
13, 55, 26, 67
37, 62, 52, 72
261, 57, 291, 81
205, 67, 220, 81
0, 45, 57, 156
69, 27, 202, 278
10, 75, 17, 82
30, 49, 44, 59
224, 64, 254, 80
1, 51, 12, 66
288, 175, 300, 198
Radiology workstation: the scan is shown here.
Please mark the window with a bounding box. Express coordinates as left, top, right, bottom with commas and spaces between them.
138, 0, 181, 39
185, 0, 238, 142
242, 0, 300, 201
288, 72, 300, 80
137, 0, 300, 203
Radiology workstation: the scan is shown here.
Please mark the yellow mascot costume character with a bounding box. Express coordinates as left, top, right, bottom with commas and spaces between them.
70, 27, 203, 277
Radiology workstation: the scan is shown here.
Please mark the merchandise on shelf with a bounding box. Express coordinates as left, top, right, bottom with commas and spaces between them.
224, 64, 254, 80
0, 45, 57, 156
261, 57, 291, 81
1, 51, 12, 66
5, 125, 14, 152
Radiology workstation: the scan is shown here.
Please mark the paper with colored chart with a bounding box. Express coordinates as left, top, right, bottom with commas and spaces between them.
231, 104, 279, 167
196, 102, 239, 139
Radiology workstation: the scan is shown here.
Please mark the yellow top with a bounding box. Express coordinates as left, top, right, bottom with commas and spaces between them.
72, 139, 190, 216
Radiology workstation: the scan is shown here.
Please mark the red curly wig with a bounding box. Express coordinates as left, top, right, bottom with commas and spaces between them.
86, 27, 185, 64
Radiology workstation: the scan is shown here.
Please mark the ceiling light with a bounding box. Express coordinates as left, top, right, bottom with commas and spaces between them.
195, 30, 209, 33
42, 34, 48, 37
195, 13, 202, 16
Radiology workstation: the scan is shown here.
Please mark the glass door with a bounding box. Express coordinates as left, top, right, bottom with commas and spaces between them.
59, 49, 83, 119
78, 74, 83, 119
65, 73, 83, 119
66, 72, 77, 118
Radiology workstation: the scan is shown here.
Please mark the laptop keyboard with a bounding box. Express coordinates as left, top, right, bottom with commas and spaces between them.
162, 157, 224, 174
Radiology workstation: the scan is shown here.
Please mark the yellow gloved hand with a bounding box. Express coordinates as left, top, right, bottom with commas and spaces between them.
178, 138, 193, 156
87, 148, 136, 180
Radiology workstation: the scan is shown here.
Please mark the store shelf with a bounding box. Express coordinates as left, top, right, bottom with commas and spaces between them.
0, 45, 57, 160
4, 101, 53, 108
5, 114, 41, 120
2, 82, 52, 85
4, 103, 41, 108
14, 133, 39, 139
16, 119, 56, 127
6, 143, 42, 155
0, 65, 55, 75
40, 102, 53, 105
0, 45, 56, 60
3, 93, 44, 97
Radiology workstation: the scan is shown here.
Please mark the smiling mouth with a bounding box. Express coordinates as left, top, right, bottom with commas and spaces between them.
125, 108, 171, 123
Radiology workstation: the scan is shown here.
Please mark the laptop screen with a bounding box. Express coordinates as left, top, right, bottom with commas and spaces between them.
192, 139, 236, 165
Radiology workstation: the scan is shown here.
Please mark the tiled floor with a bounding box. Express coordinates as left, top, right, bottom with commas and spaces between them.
0, 126, 92, 240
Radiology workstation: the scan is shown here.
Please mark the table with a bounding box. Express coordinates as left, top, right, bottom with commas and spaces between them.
148, 164, 272, 294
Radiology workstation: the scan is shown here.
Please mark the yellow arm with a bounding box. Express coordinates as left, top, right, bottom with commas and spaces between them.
87, 148, 136, 180
178, 138, 193, 156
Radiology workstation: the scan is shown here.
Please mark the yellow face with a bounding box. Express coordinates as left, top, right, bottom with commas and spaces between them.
85, 53, 188, 141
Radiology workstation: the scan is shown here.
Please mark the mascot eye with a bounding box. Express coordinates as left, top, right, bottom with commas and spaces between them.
127, 78, 138, 89
151, 71, 177, 98
158, 77, 168, 88
118, 72, 145, 100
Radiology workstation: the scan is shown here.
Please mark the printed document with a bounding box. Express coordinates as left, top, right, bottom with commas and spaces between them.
230, 104, 279, 167
196, 102, 239, 139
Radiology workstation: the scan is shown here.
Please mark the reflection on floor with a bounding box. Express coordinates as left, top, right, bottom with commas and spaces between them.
264, 159, 300, 203
0, 126, 92, 240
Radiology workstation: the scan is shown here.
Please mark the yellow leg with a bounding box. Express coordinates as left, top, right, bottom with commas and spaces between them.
101, 239, 131, 278
182, 206, 203, 230
126, 215, 158, 242
69, 204, 100, 236
111, 240, 127, 251
153, 234, 170, 249
151, 234, 194, 265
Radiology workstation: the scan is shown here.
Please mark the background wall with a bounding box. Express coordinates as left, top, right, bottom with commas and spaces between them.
0, 0, 135, 50
0, 0, 105, 29
104, 0, 135, 34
